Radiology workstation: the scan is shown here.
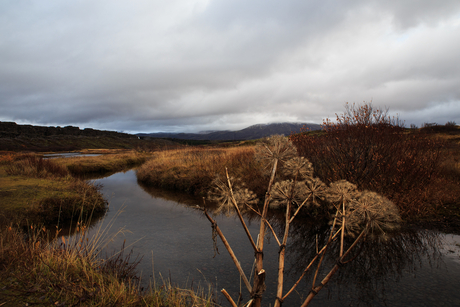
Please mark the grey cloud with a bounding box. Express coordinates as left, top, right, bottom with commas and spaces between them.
0, 0, 459, 133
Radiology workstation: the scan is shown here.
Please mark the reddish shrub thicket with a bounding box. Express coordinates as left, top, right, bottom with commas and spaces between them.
290, 103, 455, 219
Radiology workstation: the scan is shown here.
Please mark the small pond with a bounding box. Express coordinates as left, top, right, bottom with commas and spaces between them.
79, 170, 460, 306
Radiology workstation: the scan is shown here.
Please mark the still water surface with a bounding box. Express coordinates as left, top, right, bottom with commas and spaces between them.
83, 170, 460, 306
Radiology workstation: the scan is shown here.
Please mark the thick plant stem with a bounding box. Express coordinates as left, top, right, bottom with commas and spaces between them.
282, 228, 341, 301
221, 289, 238, 307
253, 158, 278, 307
203, 209, 253, 294
274, 199, 291, 307
311, 211, 338, 289
340, 198, 345, 257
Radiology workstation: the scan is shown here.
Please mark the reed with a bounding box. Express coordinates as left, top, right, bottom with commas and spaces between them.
0, 215, 217, 306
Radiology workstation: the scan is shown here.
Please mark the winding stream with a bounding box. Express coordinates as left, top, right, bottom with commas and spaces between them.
82, 170, 460, 306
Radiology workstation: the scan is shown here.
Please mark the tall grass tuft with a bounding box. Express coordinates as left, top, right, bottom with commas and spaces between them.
0, 214, 217, 306
5, 154, 69, 178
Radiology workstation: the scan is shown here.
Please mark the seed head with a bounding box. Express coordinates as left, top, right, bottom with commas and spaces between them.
208, 176, 258, 216
270, 180, 308, 208
282, 156, 313, 179
326, 180, 361, 206
348, 191, 401, 239
255, 135, 297, 168
304, 177, 328, 207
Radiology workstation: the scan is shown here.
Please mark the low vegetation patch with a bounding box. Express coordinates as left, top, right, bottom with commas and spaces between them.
56, 151, 151, 176
0, 224, 216, 306
0, 153, 106, 227
290, 103, 460, 221
137, 146, 267, 196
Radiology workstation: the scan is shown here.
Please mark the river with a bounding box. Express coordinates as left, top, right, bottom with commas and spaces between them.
81, 170, 460, 306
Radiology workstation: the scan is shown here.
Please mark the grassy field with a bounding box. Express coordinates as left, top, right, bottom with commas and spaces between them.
0, 154, 106, 227
0, 223, 217, 306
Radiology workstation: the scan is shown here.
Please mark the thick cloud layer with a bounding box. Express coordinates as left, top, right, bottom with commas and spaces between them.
1, 0, 459, 133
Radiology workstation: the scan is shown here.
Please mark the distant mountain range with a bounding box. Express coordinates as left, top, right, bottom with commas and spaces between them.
137, 122, 321, 141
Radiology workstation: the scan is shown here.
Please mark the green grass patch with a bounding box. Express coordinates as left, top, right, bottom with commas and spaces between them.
0, 154, 106, 227
0, 175, 76, 211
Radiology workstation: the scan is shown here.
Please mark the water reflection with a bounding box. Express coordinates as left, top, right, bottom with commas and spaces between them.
285, 220, 446, 306
81, 170, 460, 306
43, 152, 102, 158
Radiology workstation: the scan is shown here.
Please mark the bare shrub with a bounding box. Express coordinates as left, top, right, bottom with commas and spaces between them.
290, 102, 451, 219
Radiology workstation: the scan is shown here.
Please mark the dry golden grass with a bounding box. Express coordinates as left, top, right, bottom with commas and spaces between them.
0, 223, 217, 307
137, 146, 267, 196
55, 150, 151, 176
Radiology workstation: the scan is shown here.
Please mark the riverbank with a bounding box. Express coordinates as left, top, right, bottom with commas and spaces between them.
0, 154, 107, 227
54, 150, 152, 176
0, 224, 216, 306
0, 151, 217, 306
136, 145, 267, 197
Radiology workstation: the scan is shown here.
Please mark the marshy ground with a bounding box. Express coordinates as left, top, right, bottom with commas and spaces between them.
0, 124, 459, 306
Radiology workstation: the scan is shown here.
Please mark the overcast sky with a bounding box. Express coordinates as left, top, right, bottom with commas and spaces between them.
1, 0, 459, 133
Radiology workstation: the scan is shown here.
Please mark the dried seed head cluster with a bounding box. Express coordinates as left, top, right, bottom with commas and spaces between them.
304, 177, 328, 207
270, 180, 308, 208
255, 135, 297, 168
326, 180, 361, 205
282, 156, 313, 179
348, 191, 401, 239
208, 176, 258, 216
207, 134, 401, 240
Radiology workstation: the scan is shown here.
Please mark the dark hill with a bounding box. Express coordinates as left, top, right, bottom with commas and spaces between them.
138, 122, 321, 141
0, 122, 176, 152
0, 121, 136, 139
